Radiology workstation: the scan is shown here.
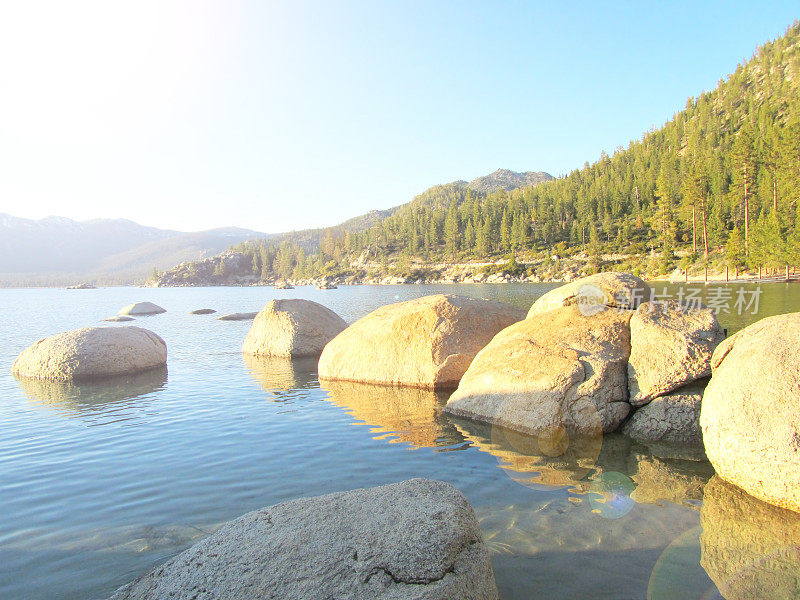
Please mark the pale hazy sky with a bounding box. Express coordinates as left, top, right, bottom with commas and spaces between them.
0, 1, 797, 233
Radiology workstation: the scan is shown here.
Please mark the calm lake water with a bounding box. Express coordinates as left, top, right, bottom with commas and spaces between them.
1, 282, 799, 600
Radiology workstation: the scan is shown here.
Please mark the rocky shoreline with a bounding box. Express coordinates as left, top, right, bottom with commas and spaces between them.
147, 250, 790, 288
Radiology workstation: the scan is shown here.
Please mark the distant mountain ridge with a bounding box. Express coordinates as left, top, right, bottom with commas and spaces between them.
465, 169, 554, 193
0, 214, 269, 286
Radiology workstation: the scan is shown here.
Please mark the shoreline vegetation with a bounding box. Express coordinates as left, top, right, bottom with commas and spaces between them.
145, 252, 799, 288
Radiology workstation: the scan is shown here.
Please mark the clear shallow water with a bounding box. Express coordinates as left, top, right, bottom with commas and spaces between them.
1, 283, 799, 600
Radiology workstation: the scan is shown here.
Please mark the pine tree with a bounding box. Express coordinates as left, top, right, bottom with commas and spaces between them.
725, 227, 747, 269
464, 219, 475, 251
653, 163, 675, 259
444, 199, 459, 258
731, 125, 758, 255
476, 218, 488, 256
764, 211, 785, 268
500, 209, 511, 252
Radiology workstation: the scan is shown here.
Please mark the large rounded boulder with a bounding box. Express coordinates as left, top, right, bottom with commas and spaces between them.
12, 326, 167, 381
243, 299, 347, 357
445, 303, 633, 435
627, 300, 724, 406
109, 479, 499, 600
700, 312, 800, 512
527, 271, 650, 317
119, 302, 166, 316
318, 295, 524, 390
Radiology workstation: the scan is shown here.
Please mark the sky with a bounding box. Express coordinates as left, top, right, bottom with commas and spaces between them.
0, 1, 798, 234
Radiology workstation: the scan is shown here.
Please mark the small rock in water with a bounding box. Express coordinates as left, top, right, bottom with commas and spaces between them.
217, 312, 258, 321
119, 302, 166, 316
103, 316, 135, 322
189, 308, 216, 315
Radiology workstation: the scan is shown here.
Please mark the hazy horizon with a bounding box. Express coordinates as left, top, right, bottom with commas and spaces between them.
1, 1, 798, 234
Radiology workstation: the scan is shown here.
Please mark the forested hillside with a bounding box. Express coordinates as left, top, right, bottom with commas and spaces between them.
155, 22, 800, 285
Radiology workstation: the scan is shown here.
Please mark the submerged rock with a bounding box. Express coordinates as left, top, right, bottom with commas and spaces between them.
243, 299, 346, 357
445, 304, 632, 435
103, 316, 135, 322
118, 302, 166, 316
526, 272, 650, 317
189, 308, 216, 315
318, 294, 524, 390
622, 382, 705, 446
700, 312, 800, 512
217, 312, 258, 321
108, 479, 499, 600
12, 326, 167, 381
701, 476, 800, 600
627, 301, 723, 406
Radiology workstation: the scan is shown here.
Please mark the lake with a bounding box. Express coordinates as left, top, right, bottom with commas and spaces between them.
1, 282, 798, 600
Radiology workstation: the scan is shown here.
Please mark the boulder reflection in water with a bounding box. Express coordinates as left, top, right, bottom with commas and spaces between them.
449, 416, 604, 490
320, 380, 464, 449
243, 354, 318, 398
16, 367, 167, 419
451, 417, 713, 508
701, 476, 800, 600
